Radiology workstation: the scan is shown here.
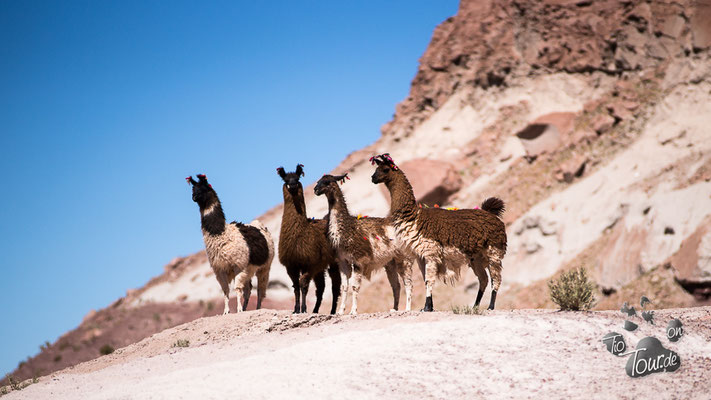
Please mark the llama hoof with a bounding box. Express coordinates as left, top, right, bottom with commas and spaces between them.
389, 308, 397, 312
222, 310, 230, 316
349, 310, 358, 316
421, 296, 434, 312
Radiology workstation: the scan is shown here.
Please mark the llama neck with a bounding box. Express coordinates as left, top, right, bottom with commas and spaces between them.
200, 197, 226, 236
281, 186, 308, 225
386, 171, 418, 222
326, 186, 351, 219
325, 186, 357, 244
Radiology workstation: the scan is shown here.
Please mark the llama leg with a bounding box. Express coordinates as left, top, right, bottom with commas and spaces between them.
312, 270, 326, 313
215, 272, 231, 315
241, 279, 252, 311
255, 265, 270, 310
470, 253, 489, 308
401, 258, 413, 312
385, 260, 401, 312
233, 284, 244, 314
417, 257, 426, 281
337, 263, 351, 315
287, 268, 301, 314
328, 263, 341, 315
234, 270, 252, 313
299, 272, 312, 313
422, 258, 438, 312
487, 247, 504, 310
349, 264, 363, 315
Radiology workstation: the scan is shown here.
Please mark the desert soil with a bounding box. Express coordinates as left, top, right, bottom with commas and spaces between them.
4, 307, 710, 399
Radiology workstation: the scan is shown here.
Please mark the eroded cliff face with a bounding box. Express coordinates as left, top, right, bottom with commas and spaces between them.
7, 0, 711, 385
382, 0, 711, 139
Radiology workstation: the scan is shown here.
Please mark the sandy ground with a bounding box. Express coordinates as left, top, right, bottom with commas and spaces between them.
4, 307, 710, 399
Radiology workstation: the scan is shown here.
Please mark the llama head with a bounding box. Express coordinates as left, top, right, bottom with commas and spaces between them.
276, 164, 305, 195
186, 174, 218, 207
314, 173, 349, 196
370, 153, 399, 184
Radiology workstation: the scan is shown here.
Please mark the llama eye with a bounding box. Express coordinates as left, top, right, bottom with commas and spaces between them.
383, 167, 391, 173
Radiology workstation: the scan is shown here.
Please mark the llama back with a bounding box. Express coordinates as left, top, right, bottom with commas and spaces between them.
419, 208, 507, 254
232, 219, 273, 267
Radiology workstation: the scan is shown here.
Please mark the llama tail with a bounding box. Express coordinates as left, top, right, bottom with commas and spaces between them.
481, 197, 505, 218
438, 266, 461, 285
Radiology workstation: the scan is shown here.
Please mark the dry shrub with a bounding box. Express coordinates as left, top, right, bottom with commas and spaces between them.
548, 267, 596, 311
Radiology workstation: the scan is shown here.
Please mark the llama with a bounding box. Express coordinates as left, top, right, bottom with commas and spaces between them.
187, 174, 274, 314
277, 164, 341, 314
314, 173, 413, 315
370, 154, 507, 311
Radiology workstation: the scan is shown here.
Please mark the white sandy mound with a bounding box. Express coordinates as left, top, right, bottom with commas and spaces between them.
5, 307, 710, 399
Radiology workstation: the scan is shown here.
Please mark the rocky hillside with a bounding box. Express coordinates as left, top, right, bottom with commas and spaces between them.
5, 0, 711, 384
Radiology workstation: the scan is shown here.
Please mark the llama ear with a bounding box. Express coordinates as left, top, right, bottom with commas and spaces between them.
185, 176, 197, 186
336, 173, 349, 184
370, 156, 382, 166
295, 164, 304, 177
196, 174, 208, 183
276, 167, 286, 179
379, 153, 398, 170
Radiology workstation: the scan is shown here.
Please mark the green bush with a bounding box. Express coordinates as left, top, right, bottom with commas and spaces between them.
99, 344, 114, 355
451, 305, 483, 315
172, 339, 190, 348
548, 267, 596, 311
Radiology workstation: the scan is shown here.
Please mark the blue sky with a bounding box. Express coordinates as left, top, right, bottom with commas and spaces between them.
0, 1, 458, 375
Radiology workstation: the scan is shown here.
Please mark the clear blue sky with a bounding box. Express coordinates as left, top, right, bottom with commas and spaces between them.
0, 1, 458, 375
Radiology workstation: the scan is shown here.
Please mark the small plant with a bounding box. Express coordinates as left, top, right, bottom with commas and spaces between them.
153, 313, 161, 322
172, 339, 190, 348
548, 266, 597, 311
99, 344, 115, 355
451, 305, 484, 315
53, 355, 62, 363
5, 375, 19, 391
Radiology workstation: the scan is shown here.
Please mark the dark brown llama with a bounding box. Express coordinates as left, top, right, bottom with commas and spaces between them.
370, 154, 507, 311
277, 164, 341, 314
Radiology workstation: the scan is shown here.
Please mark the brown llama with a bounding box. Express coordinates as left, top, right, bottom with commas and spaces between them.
314, 173, 413, 315
277, 164, 341, 314
370, 154, 507, 311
